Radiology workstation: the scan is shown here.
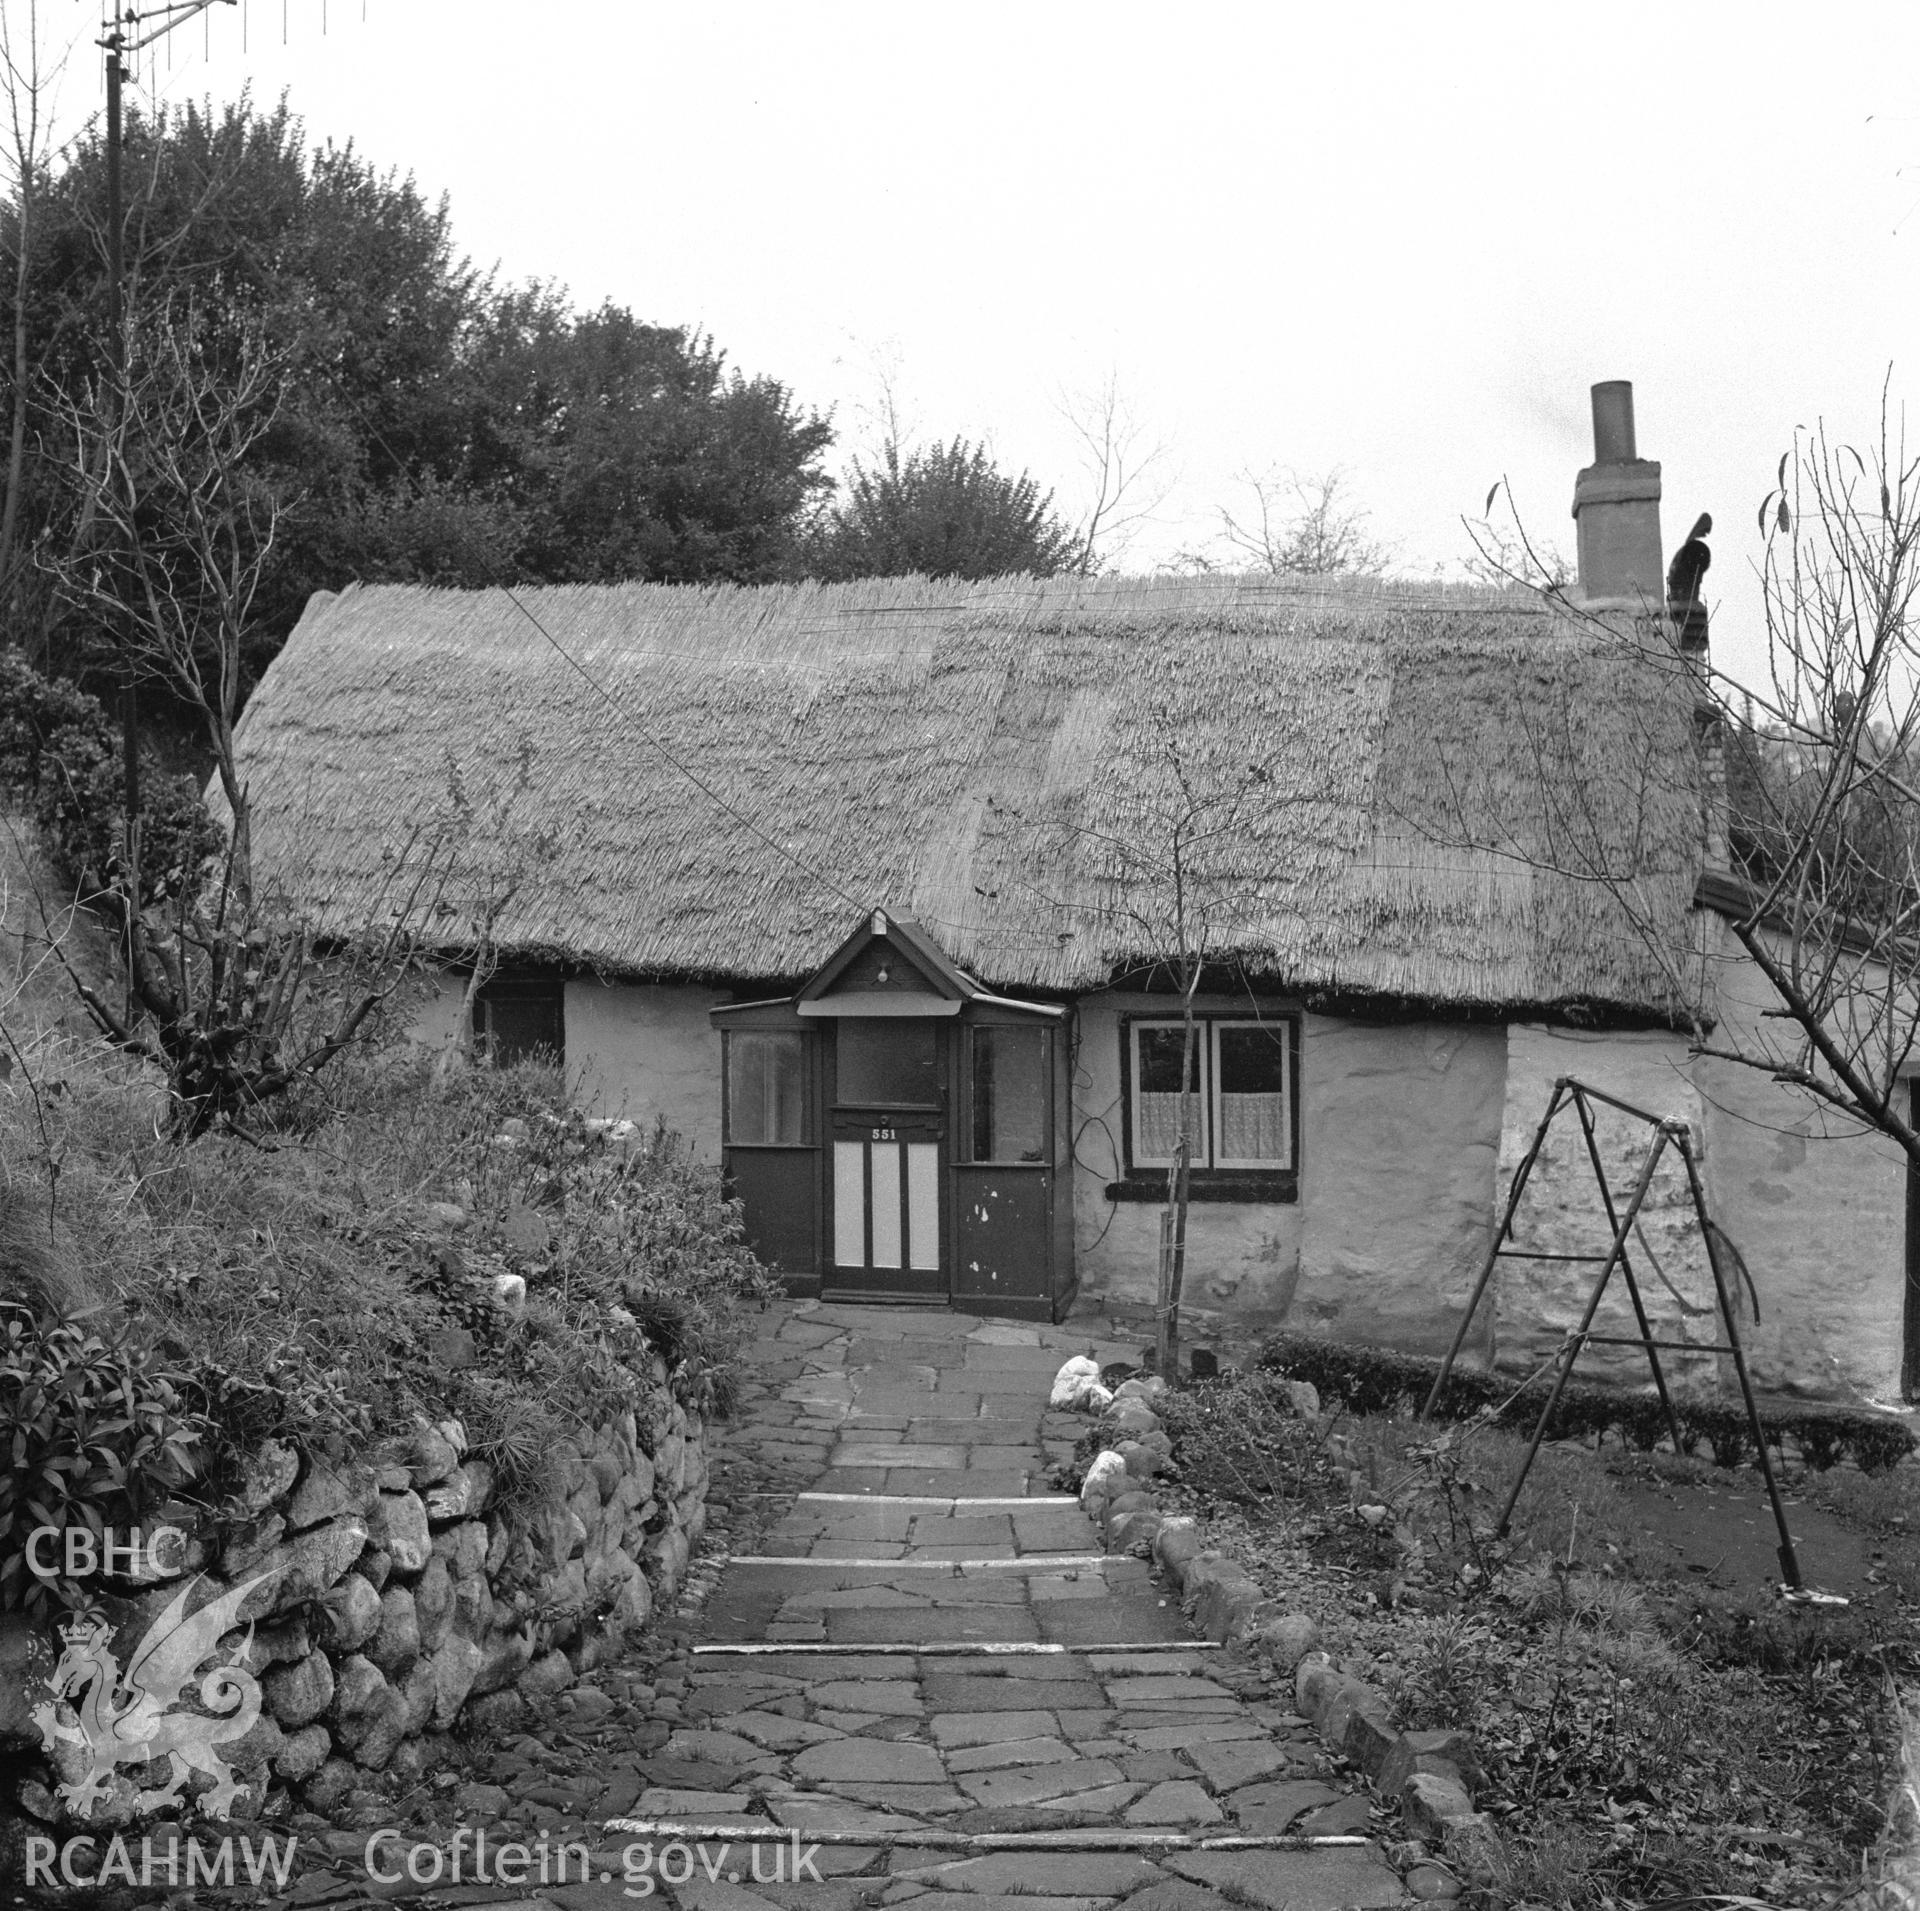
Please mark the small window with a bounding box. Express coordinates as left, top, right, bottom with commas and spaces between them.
1214, 1021, 1290, 1167
971, 1026, 1048, 1163
836, 1019, 939, 1106
473, 973, 563, 1066
727, 1032, 809, 1145
1126, 1015, 1293, 1172
1132, 1023, 1205, 1167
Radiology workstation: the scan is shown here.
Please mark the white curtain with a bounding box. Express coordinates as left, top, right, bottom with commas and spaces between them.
1219, 1092, 1286, 1163
1138, 1092, 1192, 1161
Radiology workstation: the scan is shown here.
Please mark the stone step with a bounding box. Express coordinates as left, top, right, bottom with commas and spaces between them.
602, 1815, 1377, 1854
690, 1640, 1211, 1658
788, 1492, 1080, 1506
724, 1554, 1111, 1570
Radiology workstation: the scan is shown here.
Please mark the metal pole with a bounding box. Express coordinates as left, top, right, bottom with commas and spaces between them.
1673, 1135, 1804, 1590
1570, 1088, 1686, 1453
1421, 1078, 1570, 1418
1494, 1129, 1669, 1538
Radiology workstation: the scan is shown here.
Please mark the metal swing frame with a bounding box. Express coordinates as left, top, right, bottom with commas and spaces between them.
1419, 1075, 1808, 1592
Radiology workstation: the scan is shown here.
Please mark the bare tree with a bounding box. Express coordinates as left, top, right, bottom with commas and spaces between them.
1693, 406, 1920, 1162
1462, 478, 1572, 590
37, 300, 445, 1138
1058, 372, 1173, 575
429, 737, 564, 1087
1012, 729, 1300, 1376
1181, 465, 1393, 577
1432, 397, 1920, 1186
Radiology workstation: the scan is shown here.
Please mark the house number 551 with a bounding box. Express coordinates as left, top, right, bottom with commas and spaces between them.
871, 1127, 896, 1141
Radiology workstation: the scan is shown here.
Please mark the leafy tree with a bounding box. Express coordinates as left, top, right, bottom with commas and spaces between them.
803, 437, 1079, 581
0, 95, 837, 691
3, 95, 491, 675
463, 292, 833, 586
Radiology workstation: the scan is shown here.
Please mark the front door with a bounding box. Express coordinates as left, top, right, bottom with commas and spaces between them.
827, 1018, 947, 1300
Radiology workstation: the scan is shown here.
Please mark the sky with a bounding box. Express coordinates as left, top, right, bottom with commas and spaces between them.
25, 0, 1920, 693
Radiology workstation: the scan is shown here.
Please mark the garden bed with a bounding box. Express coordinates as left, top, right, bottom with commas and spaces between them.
1132, 1366, 1920, 1909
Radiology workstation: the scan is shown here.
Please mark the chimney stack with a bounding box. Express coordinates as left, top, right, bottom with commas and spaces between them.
1571, 380, 1663, 608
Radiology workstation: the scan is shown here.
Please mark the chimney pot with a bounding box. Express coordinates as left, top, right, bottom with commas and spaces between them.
1591, 381, 1637, 463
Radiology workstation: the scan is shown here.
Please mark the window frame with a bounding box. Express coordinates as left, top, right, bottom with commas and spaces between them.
965, 1023, 1053, 1166
1113, 1010, 1298, 1204
722, 1028, 816, 1148
471, 971, 565, 1068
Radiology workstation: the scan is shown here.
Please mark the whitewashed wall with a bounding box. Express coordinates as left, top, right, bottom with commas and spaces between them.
1694, 921, 1906, 1402
564, 979, 726, 1160
1493, 1024, 1714, 1387
1070, 995, 1506, 1357
1293, 1017, 1506, 1359
406, 974, 725, 1160
1070, 992, 1304, 1329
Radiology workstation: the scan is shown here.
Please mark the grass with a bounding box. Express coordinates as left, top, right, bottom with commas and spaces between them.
1149, 1371, 1915, 1911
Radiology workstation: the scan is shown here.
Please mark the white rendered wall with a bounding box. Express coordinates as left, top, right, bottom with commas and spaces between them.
1071, 995, 1506, 1356
1070, 992, 1303, 1332
1493, 1024, 1713, 1387
564, 978, 727, 1160
1694, 924, 1906, 1402
1293, 1016, 1506, 1359
403, 971, 726, 1161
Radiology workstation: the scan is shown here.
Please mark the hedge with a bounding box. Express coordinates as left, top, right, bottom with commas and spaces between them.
1254, 1331, 1916, 1475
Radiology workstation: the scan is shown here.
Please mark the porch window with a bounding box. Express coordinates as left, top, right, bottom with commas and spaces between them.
473, 973, 564, 1066
836, 1018, 940, 1106
1124, 1015, 1294, 1179
726, 1031, 809, 1144
970, 1026, 1048, 1163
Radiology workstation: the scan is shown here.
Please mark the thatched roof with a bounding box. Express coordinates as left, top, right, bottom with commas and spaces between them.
235, 572, 1706, 1019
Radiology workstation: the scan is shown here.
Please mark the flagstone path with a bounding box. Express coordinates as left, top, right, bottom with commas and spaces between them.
590, 1301, 1411, 1911
263, 1302, 1419, 1911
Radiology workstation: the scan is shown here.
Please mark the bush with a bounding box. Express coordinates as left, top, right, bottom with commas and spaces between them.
0, 1302, 208, 1613
0, 650, 219, 908
0, 1044, 778, 1535
1255, 1329, 1916, 1474
1150, 1372, 1335, 1502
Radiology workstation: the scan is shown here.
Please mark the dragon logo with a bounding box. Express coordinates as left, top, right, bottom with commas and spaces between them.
29, 1568, 280, 1820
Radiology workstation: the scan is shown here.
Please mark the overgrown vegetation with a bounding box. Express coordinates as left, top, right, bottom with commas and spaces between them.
0, 1039, 777, 1603
0, 1304, 207, 1614
0, 648, 218, 912
1136, 1366, 1917, 1910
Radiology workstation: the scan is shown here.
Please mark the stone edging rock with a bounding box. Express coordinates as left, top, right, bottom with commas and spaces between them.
1073, 1375, 1502, 1893
4, 1381, 709, 1831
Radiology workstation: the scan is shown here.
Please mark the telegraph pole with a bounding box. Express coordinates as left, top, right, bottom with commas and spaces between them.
96, 0, 232, 997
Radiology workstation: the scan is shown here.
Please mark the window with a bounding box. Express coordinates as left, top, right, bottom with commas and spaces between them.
835, 1019, 939, 1106
970, 1026, 1048, 1163
472, 973, 563, 1066
726, 1031, 810, 1145
1121, 1015, 1295, 1193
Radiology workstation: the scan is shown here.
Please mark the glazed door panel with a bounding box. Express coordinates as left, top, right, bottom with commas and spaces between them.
827, 1113, 947, 1298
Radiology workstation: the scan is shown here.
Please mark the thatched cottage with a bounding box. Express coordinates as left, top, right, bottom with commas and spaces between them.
232, 387, 1914, 1405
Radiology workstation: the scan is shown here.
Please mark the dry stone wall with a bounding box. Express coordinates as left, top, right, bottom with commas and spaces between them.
8, 1384, 709, 1829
